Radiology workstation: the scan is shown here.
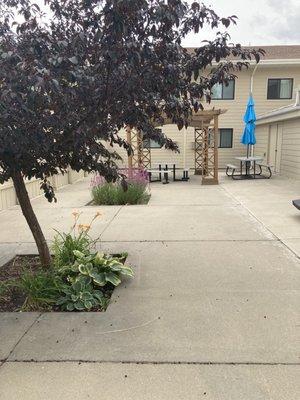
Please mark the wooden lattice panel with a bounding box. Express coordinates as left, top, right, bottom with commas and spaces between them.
194, 126, 208, 175
130, 129, 151, 169
194, 117, 218, 185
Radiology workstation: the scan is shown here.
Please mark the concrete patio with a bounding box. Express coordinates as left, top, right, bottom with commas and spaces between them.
0, 174, 299, 399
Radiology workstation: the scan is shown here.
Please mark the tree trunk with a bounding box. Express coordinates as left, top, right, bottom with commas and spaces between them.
11, 171, 52, 267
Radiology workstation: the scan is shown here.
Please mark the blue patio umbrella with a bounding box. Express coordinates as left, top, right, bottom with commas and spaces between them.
241, 95, 256, 157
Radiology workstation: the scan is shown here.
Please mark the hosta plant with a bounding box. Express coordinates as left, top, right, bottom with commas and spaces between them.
59, 250, 133, 288
56, 276, 108, 311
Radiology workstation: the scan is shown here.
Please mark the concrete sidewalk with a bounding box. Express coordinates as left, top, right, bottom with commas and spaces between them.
0, 175, 299, 399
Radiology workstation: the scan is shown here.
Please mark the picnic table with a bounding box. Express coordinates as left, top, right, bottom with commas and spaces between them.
147, 163, 190, 184
236, 156, 263, 178
226, 156, 273, 179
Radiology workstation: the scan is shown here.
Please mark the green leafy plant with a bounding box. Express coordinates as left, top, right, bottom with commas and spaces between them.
56, 276, 108, 311
52, 211, 100, 268
58, 250, 133, 288
51, 214, 133, 312
91, 179, 150, 205
0, 213, 133, 312
17, 269, 65, 311
0, 281, 9, 302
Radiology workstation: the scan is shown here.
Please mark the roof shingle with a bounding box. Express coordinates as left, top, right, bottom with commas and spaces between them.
186, 45, 300, 60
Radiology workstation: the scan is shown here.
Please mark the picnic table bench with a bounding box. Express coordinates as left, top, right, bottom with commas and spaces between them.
147, 169, 170, 184
155, 163, 190, 182
226, 164, 238, 178
256, 162, 273, 179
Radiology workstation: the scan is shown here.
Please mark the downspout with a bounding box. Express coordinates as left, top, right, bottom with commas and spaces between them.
250, 63, 259, 94
250, 63, 259, 157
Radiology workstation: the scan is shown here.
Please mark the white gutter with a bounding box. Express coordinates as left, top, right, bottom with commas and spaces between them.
210, 59, 300, 66
251, 59, 300, 65
256, 87, 300, 124
256, 107, 300, 125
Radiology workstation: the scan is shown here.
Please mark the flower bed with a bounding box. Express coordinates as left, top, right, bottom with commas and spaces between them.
90, 168, 150, 205
0, 213, 133, 312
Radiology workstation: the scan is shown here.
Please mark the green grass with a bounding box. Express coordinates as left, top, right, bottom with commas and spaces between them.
17, 269, 65, 311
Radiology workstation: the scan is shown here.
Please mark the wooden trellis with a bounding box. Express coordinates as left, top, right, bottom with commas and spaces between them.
126, 109, 224, 184
126, 127, 151, 169
194, 114, 219, 185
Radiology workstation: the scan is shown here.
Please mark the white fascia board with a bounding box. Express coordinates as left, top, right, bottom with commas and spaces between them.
256, 107, 300, 125
210, 59, 300, 66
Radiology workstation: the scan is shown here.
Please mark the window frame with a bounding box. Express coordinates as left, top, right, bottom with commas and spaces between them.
219, 128, 233, 149
143, 138, 163, 149
211, 80, 235, 100
267, 78, 293, 100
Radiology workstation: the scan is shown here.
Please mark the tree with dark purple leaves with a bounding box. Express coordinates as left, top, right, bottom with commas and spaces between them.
0, 0, 264, 266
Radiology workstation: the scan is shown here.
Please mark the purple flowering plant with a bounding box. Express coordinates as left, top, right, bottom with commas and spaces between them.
91, 168, 150, 205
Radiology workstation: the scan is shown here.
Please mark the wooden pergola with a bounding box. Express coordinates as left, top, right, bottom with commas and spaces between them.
126, 109, 226, 185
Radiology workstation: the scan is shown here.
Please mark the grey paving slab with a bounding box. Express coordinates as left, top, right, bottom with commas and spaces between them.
236, 201, 300, 240
283, 239, 300, 258
221, 177, 300, 240
0, 243, 18, 266
30, 177, 92, 208
98, 241, 300, 292
0, 362, 299, 400
0, 313, 40, 360
0, 206, 121, 243
101, 204, 274, 242
149, 184, 239, 206
9, 241, 300, 363
9, 291, 298, 363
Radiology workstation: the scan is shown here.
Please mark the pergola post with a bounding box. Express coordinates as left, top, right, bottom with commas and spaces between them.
201, 113, 219, 185
126, 128, 151, 170
126, 109, 224, 180
126, 126, 133, 169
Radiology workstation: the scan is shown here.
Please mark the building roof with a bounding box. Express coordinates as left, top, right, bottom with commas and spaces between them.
256, 103, 300, 125
241, 45, 300, 60
186, 45, 300, 63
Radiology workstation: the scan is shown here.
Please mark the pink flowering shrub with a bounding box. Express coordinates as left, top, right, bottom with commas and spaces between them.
90, 168, 150, 205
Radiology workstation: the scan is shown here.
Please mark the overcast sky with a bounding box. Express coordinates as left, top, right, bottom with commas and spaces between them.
183, 0, 300, 47
9, 0, 300, 47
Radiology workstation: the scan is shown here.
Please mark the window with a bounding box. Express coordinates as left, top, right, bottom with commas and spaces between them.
219, 128, 233, 148
143, 138, 162, 149
267, 79, 293, 99
211, 80, 235, 100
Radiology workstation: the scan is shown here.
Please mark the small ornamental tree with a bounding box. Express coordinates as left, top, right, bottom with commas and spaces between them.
0, 0, 263, 266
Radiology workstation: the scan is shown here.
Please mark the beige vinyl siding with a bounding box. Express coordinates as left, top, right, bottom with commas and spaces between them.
150, 125, 194, 169
210, 65, 300, 168
117, 64, 300, 170
280, 118, 300, 179
254, 124, 269, 160
0, 169, 85, 211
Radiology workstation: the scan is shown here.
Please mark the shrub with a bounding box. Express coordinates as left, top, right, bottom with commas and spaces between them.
91, 169, 150, 205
